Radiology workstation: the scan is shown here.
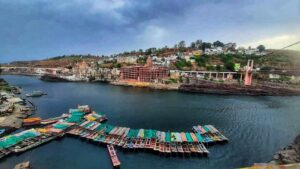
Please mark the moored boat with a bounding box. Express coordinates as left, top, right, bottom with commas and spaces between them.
107, 144, 121, 168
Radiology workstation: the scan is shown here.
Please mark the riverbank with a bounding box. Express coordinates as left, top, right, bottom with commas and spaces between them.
111, 81, 179, 90
0, 78, 35, 136
8, 73, 300, 95
179, 80, 300, 96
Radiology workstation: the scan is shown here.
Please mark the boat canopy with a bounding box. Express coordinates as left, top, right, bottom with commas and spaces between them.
151, 130, 157, 139
105, 125, 114, 134
181, 132, 187, 142
185, 133, 193, 143
0, 129, 40, 150
203, 126, 210, 133
190, 133, 198, 142
165, 132, 171, 143
138, 129, 144, 138
171, 132, 176, 142
127, 129, 139, 138
195, 133, 204, 142
175, 133, 182, 142
156, 131, 161, 139
66, 110, 84, 123
160, 132, 166, 142
95, 124, 106, 131
144, 129, 150, 139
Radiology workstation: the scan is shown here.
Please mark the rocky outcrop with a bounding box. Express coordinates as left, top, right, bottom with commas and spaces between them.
271, 135, 300, 164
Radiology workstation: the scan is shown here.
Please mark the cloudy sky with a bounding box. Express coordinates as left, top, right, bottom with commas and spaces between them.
0, 0, 299, 62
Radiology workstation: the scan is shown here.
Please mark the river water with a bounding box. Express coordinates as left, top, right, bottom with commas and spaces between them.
1, 75, 300, 169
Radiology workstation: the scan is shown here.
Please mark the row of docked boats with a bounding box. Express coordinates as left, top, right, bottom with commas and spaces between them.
0, 132, 60, 160
0, 105, 229, 169
192, 125, 228, 143
66, 120, 224, 156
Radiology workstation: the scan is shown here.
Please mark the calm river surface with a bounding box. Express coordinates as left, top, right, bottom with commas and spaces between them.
1, 75, 300, 169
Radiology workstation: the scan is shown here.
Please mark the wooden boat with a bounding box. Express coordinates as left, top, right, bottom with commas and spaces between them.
159, 142, 165, 153
128, 139, 134, 149
165, 143, 171, 153
104, 135, 111, 143
198, 143, 209, 154
118, 137, 126, 147
23, 117, 41, 126
171, 142, 177, 153
140, 139, 145, 149
122, 139, 129, 149
182, 142, 190, 154
150, 139, 156, 149
193, 143, 202, 153
26, 91, 46, 97
144, 139, 151, 148
154, 140, 160, 151
107, 144, 120, 168
133, 138, 140, 149
188, 143, 196, 153
176, 143, 184, 153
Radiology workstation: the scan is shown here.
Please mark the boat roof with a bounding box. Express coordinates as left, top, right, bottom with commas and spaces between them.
185, 133, 193, 143
190, 133, 198, 142
181, 132, 187, 142
165, 132, 171, 143
138, 129, 144, 138
195, 133, 204, 142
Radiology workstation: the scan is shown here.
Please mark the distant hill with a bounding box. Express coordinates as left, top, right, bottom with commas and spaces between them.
1, 49, 300, 72
2, 54, 100, 68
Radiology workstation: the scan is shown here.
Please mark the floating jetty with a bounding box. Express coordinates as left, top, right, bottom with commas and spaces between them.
0, 105, 228, 167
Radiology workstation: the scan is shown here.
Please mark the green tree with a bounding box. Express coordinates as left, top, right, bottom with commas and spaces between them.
178, 41, 186, 48
257, 45, 266, 52
190, 42, 196, 48
213, 40, 224, 47
202, 42, 212, 50
195, 39, 202, 49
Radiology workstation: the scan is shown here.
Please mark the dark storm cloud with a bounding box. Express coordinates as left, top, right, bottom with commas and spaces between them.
0, 0, 299, 62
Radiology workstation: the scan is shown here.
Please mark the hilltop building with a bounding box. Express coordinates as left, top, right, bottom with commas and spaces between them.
120, 57, 168, 82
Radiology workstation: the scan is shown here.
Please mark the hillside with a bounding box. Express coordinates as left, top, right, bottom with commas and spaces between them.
1, 49, 300, 73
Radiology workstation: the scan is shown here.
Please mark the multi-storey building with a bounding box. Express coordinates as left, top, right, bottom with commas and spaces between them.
120, 57, 168, 82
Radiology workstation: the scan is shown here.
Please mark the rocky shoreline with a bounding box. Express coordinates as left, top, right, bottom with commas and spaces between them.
270, 134, 300, 165
179, 81, 300, 96
0, 78, 35, 136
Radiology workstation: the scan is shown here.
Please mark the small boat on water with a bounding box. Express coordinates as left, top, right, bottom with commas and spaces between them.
23, 117, 41, 126
25, 91, 47, 97
107, 144, 121, 168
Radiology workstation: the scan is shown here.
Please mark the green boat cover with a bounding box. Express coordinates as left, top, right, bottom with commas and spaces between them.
127, 129, 139, 138
105, 125, 114, 134
195, 133, 204, 142
0, 129, 40, 150
77, 121, 85, 126
53, 123, 70, 130
171, 132, 176, 142
95, 124, 106, 131
65, 111, 84, 123
165, 132, 171, 143
203, 126, 210, 133
185, 133, 193, 143
144, 129, 150, 139
151, 130, 157, 139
